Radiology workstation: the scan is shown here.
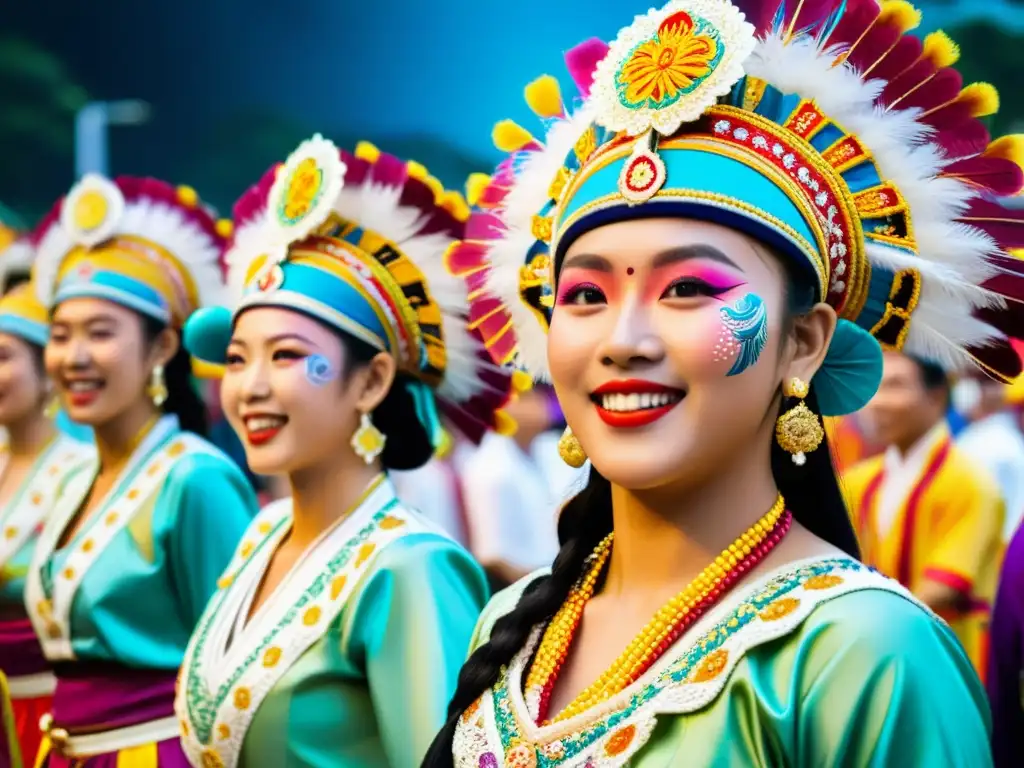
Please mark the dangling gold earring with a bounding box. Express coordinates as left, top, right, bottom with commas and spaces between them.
351, 412, 386, 465
558, 426, 587, 468
147, 364, 168, 407
775, 377, 824, 466
44, 395, 60, 419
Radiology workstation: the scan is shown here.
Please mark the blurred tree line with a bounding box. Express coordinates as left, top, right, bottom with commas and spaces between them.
0, 17, 1022, 226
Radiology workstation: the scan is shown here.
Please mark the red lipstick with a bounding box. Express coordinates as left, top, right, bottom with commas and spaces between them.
591, 379, 684, 429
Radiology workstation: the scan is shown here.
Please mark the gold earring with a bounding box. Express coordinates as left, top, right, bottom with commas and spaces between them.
558, 426, 587, 468
44, 395, 60, 419
775, 377, 824, 466
147, 364, 168, 407
351, 412, 386, 465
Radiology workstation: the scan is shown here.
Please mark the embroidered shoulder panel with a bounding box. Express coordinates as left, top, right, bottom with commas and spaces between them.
454, 558, 916, 768
177, 494, 426, 768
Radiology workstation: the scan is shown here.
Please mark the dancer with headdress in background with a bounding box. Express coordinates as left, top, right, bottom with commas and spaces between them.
175, 137, 514, 767
0, 282, 91, 767
426, 0, 1024, 764
26, 175, 259, 766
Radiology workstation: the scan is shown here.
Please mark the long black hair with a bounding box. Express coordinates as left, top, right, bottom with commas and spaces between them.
142, 316, 208, 437
421, 255, 860, 767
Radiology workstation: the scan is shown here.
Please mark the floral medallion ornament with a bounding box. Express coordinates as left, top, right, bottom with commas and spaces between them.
590, 0, 756, 137
619, 131, 667, 203
60, 173, 126, 248
265, 133, 346, 252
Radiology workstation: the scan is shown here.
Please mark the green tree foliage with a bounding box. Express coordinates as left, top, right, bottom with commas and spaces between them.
0, 38, 88, 222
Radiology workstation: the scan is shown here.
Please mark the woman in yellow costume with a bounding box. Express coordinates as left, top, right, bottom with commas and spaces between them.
174, 138, 514, 767
425, 0, 1024, 765
26, 175, 259, 767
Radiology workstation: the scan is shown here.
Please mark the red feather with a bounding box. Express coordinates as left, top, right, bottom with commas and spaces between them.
863, 33, 921, 82
967, 338, 1023, 381
960, 198, 1024, 251
932, 119, 990, 160
885, 67, 962, 113
824, 0, 882, 50
922, 100, 980, 132
846, 24, 902, 74
942, 156, 1024, 197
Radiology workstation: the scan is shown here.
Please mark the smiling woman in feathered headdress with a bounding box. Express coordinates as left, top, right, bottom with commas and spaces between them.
25, 174, 258, 768
175, 135, 517, 768
427, 1, 1022, 765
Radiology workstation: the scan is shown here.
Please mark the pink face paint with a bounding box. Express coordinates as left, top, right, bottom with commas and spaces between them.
555, 269, 618, 305
645, 262, 747, 303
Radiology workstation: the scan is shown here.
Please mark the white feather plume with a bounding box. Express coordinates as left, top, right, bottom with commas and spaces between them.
0, 238, 34, 289
226, 163, 489, 405
33, 193, 225, 314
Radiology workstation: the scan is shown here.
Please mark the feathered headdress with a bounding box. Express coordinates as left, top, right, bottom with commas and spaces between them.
0, 222, 34, 294
185, 135, 516, 444
465, 0, 1024, 417
32, 175, 231, 327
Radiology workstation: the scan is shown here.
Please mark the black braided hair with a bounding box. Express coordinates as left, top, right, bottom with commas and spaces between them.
421, 467, 613, 767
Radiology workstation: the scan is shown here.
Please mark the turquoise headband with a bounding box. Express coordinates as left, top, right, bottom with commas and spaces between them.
55, 269, 170, 324
183, 260, 445, 451
0, 314, 48, 347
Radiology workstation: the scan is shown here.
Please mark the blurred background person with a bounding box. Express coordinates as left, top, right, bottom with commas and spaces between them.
27, 175, 258, 767
459, 383, 582, 592
844, 351, 1004, 680
0, 285, 91, 766
954, 370, 1024, 543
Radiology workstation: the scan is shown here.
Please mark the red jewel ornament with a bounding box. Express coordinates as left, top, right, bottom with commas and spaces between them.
256, 264, 284, 292
619, 149, 667, 204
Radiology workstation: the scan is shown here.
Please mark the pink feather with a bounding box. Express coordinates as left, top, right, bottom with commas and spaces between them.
932, 119, 990, 160
565, 38, 610, 100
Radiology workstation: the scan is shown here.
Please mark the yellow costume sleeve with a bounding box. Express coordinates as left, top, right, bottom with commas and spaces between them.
922, 462, 1004, 595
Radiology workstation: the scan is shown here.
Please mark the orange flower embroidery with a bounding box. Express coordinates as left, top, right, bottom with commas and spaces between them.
618, 11, 719, 107
690, 648, 729, 682
803, 574, 844, 591
605, 724, 637, 756
505, 744, 537, 768
759, 597, 801, 621
461, 699, 480, 724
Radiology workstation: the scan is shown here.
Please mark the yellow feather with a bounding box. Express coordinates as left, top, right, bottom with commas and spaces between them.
191, 359, 225, 380
492, 120, 535, 153
879, 0, 921, 33
405, 160, 428, 180
434, 429, 453, 459
512, 369, 533, 393
524, 75, 563, 118
424, 175, 444, 201
495, 409, 519, 436
215, 219, 234, 238
354, 141, 380, 163
465, 173, 491, 207
961, 82, 999, 117
440, 190, 470, 222
984, 135, 1024, 170
922, 30, 959, 67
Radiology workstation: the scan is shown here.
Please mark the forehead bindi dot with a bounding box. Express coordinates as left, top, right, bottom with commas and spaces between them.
626, 267, 635, 276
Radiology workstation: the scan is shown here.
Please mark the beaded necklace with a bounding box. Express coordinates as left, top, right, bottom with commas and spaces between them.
525, 495, 792, 724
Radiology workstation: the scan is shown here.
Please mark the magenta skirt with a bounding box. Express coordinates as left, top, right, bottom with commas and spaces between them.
38, 663, 189, 768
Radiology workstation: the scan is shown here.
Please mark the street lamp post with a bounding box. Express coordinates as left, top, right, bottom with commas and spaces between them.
74, 100, 151, 178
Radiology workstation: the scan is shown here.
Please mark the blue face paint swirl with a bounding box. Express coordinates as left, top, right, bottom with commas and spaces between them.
719, 293, 768, 377
304, 353, 337, 387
